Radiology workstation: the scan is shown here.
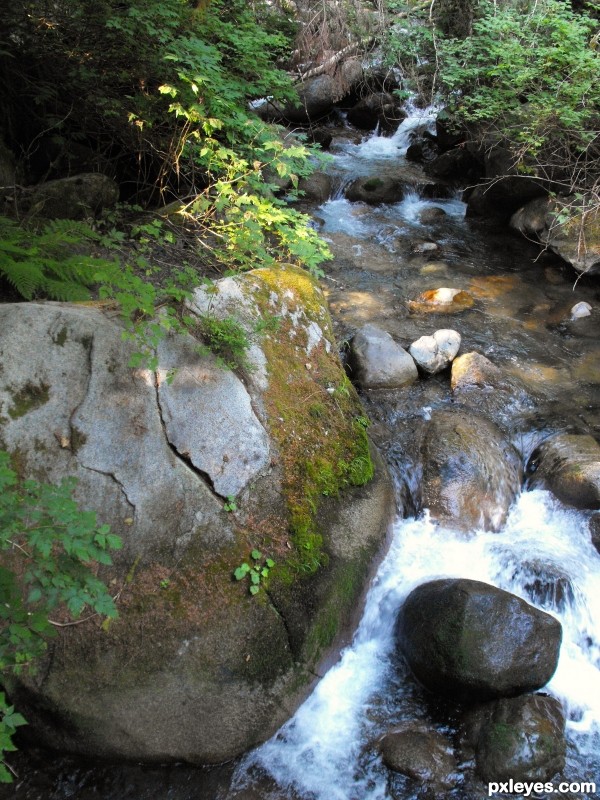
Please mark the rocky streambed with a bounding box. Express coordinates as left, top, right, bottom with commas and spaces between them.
2, 106, 600, 800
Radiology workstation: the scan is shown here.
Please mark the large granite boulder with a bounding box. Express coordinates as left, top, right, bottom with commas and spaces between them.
420, 409, 522, 531
511, 195, 600, 276
0, 267, 392, 765
396, 579, 562, 701
527, 433, 600, 509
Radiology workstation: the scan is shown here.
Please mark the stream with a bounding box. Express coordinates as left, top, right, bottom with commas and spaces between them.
3, 105, 600, 799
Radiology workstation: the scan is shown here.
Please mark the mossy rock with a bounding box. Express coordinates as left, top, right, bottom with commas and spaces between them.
1, 268, 393, 765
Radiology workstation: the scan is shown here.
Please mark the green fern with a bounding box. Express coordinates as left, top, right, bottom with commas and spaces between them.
0, 217, 107, 301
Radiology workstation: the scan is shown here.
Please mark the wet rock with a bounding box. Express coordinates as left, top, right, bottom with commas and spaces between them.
450, 352, 536, 432
297, 171, 332, 203
346, 92, 405, 132
421, 409, 522, 531
348, 324, 418, 390
511, 561, 575, 611
396, 579, 562, 701
510, 195, 600, 276
306, 127, 333, 150
418, 207, 447, 224
379, 723, 457, 789
591, 514, 600, 553
464, 695, 566, 782
258, 75, 336, 124
451, 351, 503, 392
409, 329, 461, 374
412, 241, 440, 254
527, 433, 600, 510
406, 136, 438, 164
0, 268, 393, 766
424, 149, 480, 182
408, 288, 474, 314
570, 301, 592, 320
345, 176, 404, 205
27, 173, 119, 219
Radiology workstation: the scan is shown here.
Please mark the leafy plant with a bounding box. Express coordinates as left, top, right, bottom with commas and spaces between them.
233, 550, 275, 596
223, 495, 238, 513
0, 450, 122, 781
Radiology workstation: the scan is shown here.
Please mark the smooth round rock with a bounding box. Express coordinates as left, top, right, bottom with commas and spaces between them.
379, 723, 457, 788
396, 579, 562, 701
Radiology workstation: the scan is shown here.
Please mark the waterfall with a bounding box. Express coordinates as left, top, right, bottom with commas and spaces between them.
233, 492, 600, 799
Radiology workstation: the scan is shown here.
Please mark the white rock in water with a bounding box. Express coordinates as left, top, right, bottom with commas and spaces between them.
570, 301, 592, 320
409, 329, 461, 374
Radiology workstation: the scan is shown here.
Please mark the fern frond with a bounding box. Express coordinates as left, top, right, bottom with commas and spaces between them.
0, 256, 46, 300
41, 278, 92, 302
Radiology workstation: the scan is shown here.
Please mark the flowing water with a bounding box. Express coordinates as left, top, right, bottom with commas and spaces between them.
3, 105, 600, 800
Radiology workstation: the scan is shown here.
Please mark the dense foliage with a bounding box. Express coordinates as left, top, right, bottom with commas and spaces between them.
0, 453, 121, 781
385, 0, 600, 199
1, 0, 330, 281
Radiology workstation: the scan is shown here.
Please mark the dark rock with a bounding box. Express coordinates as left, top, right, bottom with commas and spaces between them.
297, 171, 332, 203
27, 173, 119, 219
346, 93, 406, 132
464, 694, 566, 782
465, 178, 546, 221
379, 723, 457, 789
418, 207, 448, 224
435, 110, 466, 152
421, 409, 522, 531
306, 127, 333, 150
527, 433, 600, 510
425, 149, 480, 182
591, 513, 600, 553
406, 138, 438, 163
396, 579, 562, 700
345, 176, 404, 205
511, 195, 600, 276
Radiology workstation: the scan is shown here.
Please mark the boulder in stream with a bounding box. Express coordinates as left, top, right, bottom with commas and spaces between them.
0, 267, 393, 765
396, 579, 562, 701
345, 176, 404, 205
379, 722, 457, 790
409, 329, 461, 374
463, 694, 566, 782
348, 324, 418, 390
346, 92, 405, 132
421, 409, 522, 531
527, 433, 600, 510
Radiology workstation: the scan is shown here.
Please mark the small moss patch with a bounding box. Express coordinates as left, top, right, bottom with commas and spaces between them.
8, 382, 50, 419
364, 178, 384, 192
